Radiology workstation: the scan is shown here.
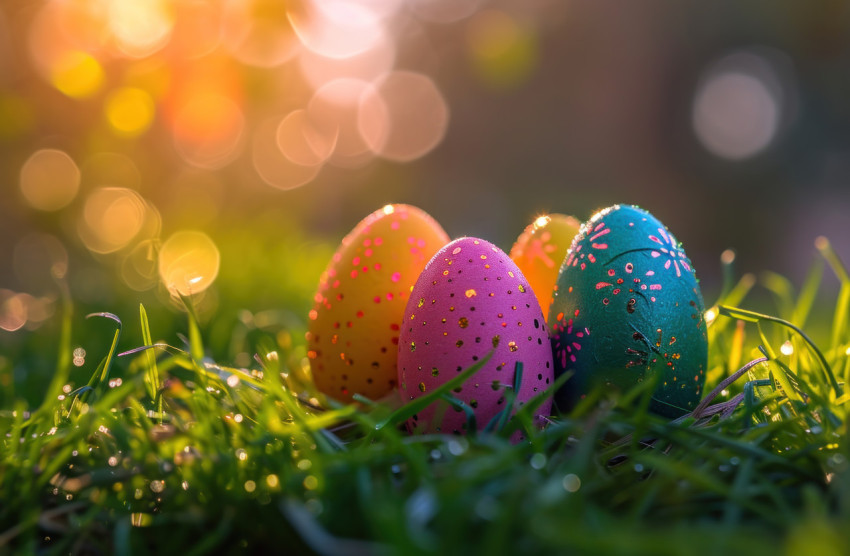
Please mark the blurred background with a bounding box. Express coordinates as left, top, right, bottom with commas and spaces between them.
2, 0, 849, 402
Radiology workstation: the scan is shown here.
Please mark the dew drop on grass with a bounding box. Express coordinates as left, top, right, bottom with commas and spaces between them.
633, 464, 644, 473
297, 459, 312, 471
530, 453, 546, 470
150, 480, 165, 494
562, 474, 581, 493
448, 439, 466, 456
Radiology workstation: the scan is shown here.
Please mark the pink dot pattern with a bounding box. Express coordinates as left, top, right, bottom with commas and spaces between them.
307, 205, 449, 402
398, 237, 553, 437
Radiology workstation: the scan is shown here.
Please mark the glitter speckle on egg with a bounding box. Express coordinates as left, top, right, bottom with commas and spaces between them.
307, 204, 449, 402
548, 204, 708, 418
398, 237, 554, 437
510, 213, 581, 321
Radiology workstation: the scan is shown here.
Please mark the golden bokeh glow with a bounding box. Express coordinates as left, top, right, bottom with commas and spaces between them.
20, 149, 81, 212
221, 0, 301, 67
50, 50, 105, 98
466, 10, 538, 90
108, 0, 175, 58
253, 117, 322, 191
276, 109, 337, 167
78, 187, 149, 254
121, 239, 160, 292
106, 87, 156, 137
158, 230, 221, 296
0, 290, 27, 333
173, 92, 245, 169
169, 0, 223, 59
19, 0, 463, 193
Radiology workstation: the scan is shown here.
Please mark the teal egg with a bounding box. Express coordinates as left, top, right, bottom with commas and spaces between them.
548, 204, 707, 418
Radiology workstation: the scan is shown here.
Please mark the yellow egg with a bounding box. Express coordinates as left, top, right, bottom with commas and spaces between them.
509, 214, 580, 321
306, 204, 449, 402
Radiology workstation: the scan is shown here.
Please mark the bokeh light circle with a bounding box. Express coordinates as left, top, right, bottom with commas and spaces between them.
253, 117, 322, 191
692, 51, 784, 160
172, 93, 245, 169
106, 87, 156, 137
221, 0, 301, 67
78, 187, 149, 254
466, 9, 538, 90
276, 109, 337, 167
0, 290, 27, 332
359, 71, 449, 162
158, 230, 221, 296
290, 1, 383, 60
297, 31, 396, 90
108, 0, 175, 59
19, 149, 81, 212
121, 239, 160, 292
170, 0, 223, 59
50, 50, 104, 98
307, 78, 376, 168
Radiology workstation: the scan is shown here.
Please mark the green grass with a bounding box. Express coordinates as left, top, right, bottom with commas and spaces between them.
2, 238, 850, 555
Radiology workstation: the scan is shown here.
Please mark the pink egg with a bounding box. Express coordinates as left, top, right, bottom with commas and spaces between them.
398, 237, 554, 439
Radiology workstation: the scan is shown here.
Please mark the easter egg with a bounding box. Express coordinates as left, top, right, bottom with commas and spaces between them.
509, 214, 581, 321
398, 237, 554, 437
307, 204, 449, 403
548, 204, 707, 418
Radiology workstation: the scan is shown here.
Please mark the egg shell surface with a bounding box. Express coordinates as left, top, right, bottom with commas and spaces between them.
307, 204, 449, 402
398, 237, 554, 436
509, 213, 581, 321
548, 204, 707, 418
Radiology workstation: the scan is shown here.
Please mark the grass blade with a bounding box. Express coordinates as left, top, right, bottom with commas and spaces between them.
139, 304, 162, 420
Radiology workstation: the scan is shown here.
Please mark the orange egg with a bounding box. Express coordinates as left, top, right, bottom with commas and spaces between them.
306, 204, 449, 402
509, 214, 580, 321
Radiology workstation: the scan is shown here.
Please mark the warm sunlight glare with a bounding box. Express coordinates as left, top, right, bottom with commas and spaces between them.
158, 230, 221, 296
